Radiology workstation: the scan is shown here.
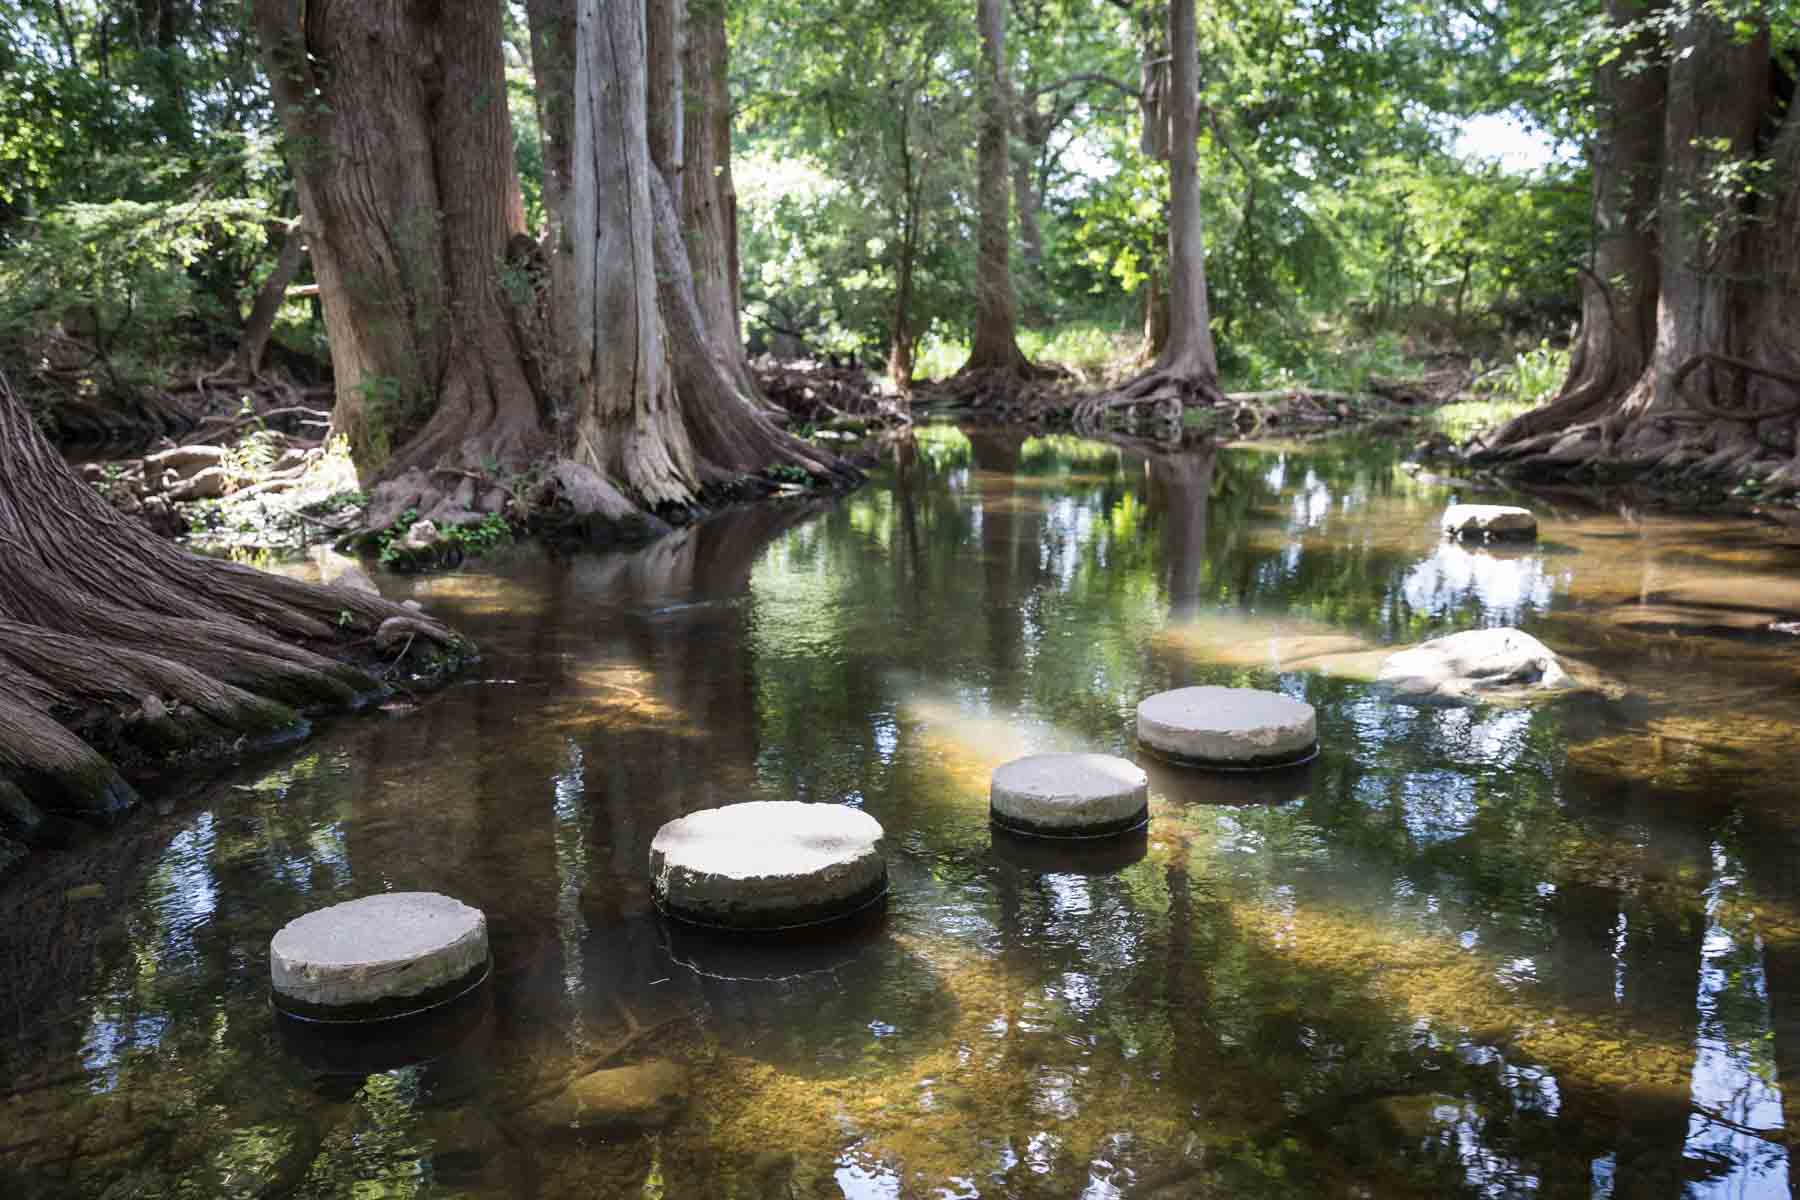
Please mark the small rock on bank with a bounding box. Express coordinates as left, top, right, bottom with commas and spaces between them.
1377, 627, 1573, 706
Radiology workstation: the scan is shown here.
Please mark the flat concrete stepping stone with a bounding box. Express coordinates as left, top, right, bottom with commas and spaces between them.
1138, 686, 1318, 769
650, 801, 887, 930
989, 752, 1148, 838
270, 892, 489, 1021
1442, 503, 1537, 541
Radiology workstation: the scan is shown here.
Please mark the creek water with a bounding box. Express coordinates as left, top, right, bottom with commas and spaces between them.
6, 427, 1800, 1198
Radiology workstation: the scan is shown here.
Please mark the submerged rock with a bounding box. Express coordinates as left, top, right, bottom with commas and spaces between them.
1441, 503, 1537, 541
525, 1060, 689, 1133
1377, 627, 1573, 706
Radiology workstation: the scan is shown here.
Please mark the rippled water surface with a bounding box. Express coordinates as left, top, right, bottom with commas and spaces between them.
7, 429, 1800, 1198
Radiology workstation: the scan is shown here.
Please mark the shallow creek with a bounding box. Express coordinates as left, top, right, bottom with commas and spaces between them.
6, 428, 1800, 1198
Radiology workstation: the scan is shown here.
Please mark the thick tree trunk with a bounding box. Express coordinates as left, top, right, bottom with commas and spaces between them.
886, 97, 923, 398
0, 368, 461, 842
1155, 0, 1222, 390
253, 0, 542, 480
960, 0, 1034, 381
1012, 106, 1047, 325
1143, 272, 1169, 360
1486, 0, 1665, 450
549, 0, 839, 505
641, 0, 836, 489
681, 2, 746, 352
559, 0, 697, 507
1076, 0, 1221, 431
1477, 5, 1799, 493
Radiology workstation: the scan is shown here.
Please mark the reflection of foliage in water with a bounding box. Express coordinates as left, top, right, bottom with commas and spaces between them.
9, 432, 1800, 1197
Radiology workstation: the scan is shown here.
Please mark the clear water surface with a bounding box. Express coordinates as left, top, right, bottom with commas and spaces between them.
5, 427, 1800, 1198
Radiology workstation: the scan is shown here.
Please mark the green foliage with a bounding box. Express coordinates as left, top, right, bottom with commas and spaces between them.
764, 463, 815, 486
0, 196, 276, 391
374, 508, 422, 568
445, 513, 515, 556
375, 507, 514, 569
1423, 342, 1570, 442
733, 0, 979, 363
1483, 340, 1572, 409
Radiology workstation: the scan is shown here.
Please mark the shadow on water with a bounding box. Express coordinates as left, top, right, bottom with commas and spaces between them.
5, 435, 1800, 1196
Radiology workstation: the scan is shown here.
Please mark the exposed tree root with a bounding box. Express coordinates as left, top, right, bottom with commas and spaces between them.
936, 362, 1068, 413
0, 369, 471, 859
1071, 364, 1224, 443
1469, 352, 1800, 499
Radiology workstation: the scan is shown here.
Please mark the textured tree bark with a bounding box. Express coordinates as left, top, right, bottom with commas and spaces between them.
552, 0, 837, 504
1012, 106, 1047, 323
886, 97, 923, 397
1142, 272, 1169, 360
1154, 0, 1222, 389
560, 0, 697, 508
681, 2, 747, 352
1476, 5, 1799, 493
0, 367, 461, 828
960, 0, 1035, 380
252, 0, 543, 479
1485, 0, 1665, 450
1075, 0, 1220, 430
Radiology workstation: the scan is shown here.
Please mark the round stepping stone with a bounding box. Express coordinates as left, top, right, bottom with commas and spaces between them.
1442, 503, 1537, 541
989, 752, 1149, 838
650, 801, 887, 930
270, 892, 489, 1022
1137, 686, 1318, 769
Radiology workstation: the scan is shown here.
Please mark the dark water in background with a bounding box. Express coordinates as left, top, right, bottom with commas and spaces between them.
5, 427, 1800, 1198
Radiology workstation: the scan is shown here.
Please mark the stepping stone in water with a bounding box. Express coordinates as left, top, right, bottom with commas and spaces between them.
270, 892, 489, 1021
650, 800, 887, 930
1137, 686, 1318, 769
1441, 503, 1538, 541
988, 752, 1149, 839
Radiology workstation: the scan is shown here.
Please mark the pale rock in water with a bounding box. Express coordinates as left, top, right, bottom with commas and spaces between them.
1441, 504, 1538, 541
1377, 627, 1573, 706
399, 519, 441, 551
